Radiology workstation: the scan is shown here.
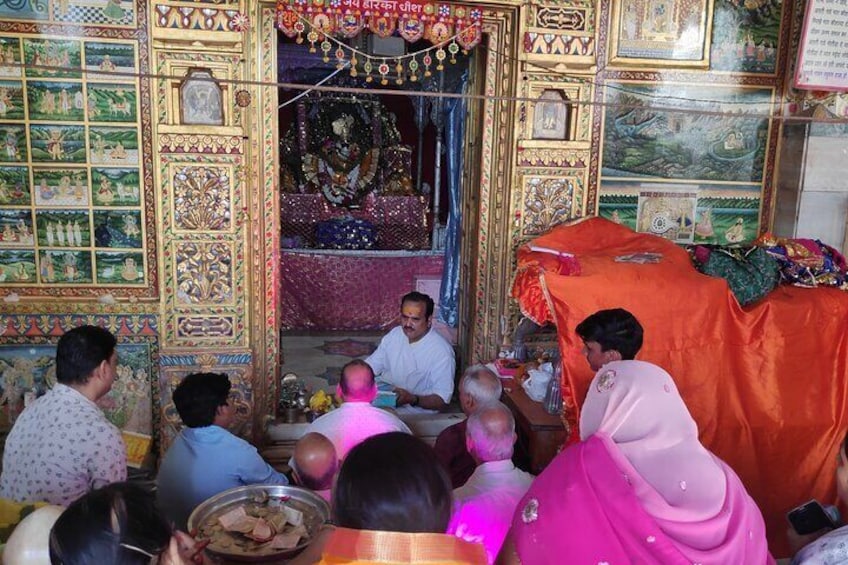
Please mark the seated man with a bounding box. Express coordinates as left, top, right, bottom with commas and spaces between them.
157, 372, 288, 529
365, 291, 455, 411
575, 308, 644, 371
304, 359, 411, 459
0, 325, 127, 506
449, 402, 534, 564
434, 364, 503, 488
292, 432, 338, 503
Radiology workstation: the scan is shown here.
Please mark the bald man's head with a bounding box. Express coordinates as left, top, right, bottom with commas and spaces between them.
466, 401, 516, 463
293, 432, 338, 491
338, 359, 377, 403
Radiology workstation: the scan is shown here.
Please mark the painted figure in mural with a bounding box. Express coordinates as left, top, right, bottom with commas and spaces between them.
60, 87, 71, 115
121, 257, 137, 281
109, 141, 128, 160
4, 131, 18, 160
99, 54, 116, 72
122, 213, 139, 238
92, 134, 106, 160
695, 208, 714, 239
725, 217, 746, 244
46, 129, 66, 161
40, 90, 56, 115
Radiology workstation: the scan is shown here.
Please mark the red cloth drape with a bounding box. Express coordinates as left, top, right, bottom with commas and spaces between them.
512, 217, 848, 557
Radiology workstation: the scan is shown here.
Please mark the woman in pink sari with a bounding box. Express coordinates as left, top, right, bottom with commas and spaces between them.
499, 360, 774, 564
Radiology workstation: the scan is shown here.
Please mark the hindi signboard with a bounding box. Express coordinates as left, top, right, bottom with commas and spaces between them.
795, 0, 848, 91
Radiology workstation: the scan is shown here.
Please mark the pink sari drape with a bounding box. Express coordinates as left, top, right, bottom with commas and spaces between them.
511, 434, 774, 564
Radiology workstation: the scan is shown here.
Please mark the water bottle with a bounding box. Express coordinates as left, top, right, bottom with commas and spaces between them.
543, 356, 563, 415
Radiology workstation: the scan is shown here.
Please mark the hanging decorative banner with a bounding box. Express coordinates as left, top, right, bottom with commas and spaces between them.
338, 13, 366, 37
275, 0, 482, 49
398, 15, 425, 43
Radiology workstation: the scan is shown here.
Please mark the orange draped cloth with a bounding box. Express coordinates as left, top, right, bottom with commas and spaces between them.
317, 527, 488, 564
511, 217, 848, 558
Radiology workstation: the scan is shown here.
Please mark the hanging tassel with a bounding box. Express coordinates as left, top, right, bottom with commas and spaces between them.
435, 46, 446, 71
364, 58, 373, 82
423, 53, 432, 77
378, 60, 390, 85
307, 30, 319, 53
395, 60, 404, 85
335, 46, 346, 70
350, 55, 359, 77
321, 39, 332, 62
448, 41, 459, 64
408, 57, 419, 82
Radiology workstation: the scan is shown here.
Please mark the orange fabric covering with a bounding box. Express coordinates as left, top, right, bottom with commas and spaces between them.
511, 217, 848, 557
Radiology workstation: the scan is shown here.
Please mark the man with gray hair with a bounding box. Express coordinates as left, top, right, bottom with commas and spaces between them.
448, 402, 534, 563
433, 364, 503, 487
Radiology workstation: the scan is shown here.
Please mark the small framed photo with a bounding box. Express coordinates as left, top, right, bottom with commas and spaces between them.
179, 68, 224, 126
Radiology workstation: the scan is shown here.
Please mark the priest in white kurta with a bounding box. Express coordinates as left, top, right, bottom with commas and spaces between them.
365, 291, 456, 412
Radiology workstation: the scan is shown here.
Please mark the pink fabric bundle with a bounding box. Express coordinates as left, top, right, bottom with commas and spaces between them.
511, 360, 774, 564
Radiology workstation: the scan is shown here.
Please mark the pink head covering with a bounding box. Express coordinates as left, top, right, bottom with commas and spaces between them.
579, 360, 726, 524
510, 360, 773, 565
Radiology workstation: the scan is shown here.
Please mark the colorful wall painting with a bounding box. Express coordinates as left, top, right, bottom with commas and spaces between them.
599, 181, 762, 245
710, 0, 783, 74
0, 342, 154, 435
601, 83, 773, 183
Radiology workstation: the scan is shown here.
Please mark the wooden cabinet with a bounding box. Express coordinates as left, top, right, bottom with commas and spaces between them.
501, 378, 567, 474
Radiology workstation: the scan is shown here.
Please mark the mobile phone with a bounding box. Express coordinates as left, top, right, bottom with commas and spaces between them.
787, 500, 838, 535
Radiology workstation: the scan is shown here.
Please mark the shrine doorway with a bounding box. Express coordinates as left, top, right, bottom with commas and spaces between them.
252, 2, 518, 401
275, 29, 478, 385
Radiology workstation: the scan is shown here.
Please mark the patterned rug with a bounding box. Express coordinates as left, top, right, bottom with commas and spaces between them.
315, 338, 377, 358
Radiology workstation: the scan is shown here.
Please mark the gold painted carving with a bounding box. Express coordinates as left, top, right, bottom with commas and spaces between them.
523, 176, 579, 236
518, 147, 588, 168
173, 166, 232, 231
175, 241, 233, 305
158, 133, 243, 154
536, 7, 588, 31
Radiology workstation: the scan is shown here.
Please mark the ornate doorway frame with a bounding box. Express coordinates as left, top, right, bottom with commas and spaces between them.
248, 2, 520, 411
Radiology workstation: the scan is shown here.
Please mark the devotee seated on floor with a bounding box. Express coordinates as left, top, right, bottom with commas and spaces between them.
365, 291, 456, 412
434, 364, 503, 488
291, 432, 487, 565
157, 372, 288, 530
788, 428, 848, 564
0, 325, 127, 506
292, 432, 338, 504
575, 307, 643, 371
499, 360, 773, 564
49, 481, 207, 565
302, 359, 411, 459
448, 402, 534, 564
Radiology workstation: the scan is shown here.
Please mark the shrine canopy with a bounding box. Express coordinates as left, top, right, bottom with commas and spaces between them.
275, 0, 483, 51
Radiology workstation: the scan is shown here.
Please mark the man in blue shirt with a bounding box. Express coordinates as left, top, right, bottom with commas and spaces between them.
157, 372, 288, 529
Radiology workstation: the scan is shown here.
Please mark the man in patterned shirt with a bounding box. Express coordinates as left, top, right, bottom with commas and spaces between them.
0, 325, 127, 506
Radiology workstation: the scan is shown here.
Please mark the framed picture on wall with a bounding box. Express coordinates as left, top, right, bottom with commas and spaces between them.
609, 0, 714, 67
179, 68, 224, 126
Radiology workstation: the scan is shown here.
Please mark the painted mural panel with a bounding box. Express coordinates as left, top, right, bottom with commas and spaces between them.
0, 30, 147, 291
0, 1, 49, 21
22, 38, 81, 79
710, 0, 782, 74
0, 81, 24, 120
0, 166, 30, 205
0, 37, 22, 77
84, 41, 136, 80
91, 168, 140, 206
88, 126, 138, 165
598, 181, 762, 245
32, 167, 89, 206
0, 249, 35, 282
602, 83, 773, 183
93, 209, 142, 248
0, 342, 153, 435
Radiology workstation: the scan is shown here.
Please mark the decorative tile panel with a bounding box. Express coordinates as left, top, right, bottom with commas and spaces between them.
176, 316, 235, 339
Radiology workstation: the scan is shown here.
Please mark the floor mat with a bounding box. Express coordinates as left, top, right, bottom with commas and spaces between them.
281, 333, 381, 393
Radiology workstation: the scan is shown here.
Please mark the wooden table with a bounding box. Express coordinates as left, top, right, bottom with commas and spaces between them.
501, 378, 567, 474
